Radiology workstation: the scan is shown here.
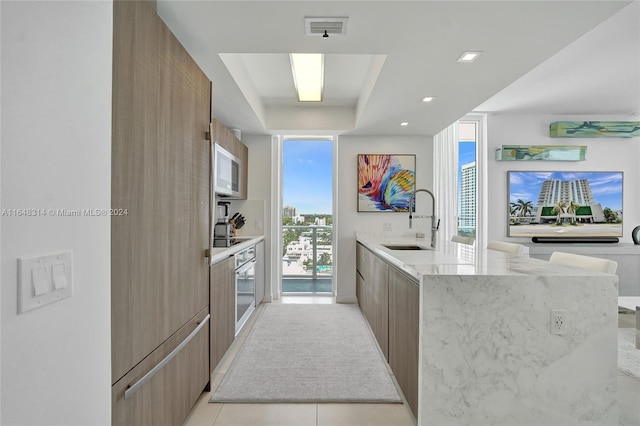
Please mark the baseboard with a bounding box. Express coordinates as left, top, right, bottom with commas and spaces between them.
336, 295, 358, 304
532, 236, 620, 244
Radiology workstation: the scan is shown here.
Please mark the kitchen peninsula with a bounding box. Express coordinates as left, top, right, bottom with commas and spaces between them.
356, 234, 618, 426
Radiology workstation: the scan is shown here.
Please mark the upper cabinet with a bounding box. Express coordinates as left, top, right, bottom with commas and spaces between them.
212, 119, 248, 199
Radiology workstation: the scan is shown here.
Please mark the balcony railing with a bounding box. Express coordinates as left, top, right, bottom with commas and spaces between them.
282, 225, 332, 293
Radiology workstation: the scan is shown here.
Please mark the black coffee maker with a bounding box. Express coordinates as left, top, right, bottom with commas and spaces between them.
214, 201, 233, 247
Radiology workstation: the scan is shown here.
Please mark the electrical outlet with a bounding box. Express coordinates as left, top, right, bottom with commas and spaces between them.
550, 310, 568, 335
383, 223, 392, 231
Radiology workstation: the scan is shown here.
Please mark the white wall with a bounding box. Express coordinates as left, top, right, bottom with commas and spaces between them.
1, 2, 112, 425
336, 136, 433, 303
486, 114, 640, 245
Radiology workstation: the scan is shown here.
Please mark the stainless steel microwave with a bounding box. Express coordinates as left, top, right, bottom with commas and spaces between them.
213, 143, 241, 198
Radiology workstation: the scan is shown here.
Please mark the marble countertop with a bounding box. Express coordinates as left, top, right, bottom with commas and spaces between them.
209, 235, 265, 265
355, 233, 613, 282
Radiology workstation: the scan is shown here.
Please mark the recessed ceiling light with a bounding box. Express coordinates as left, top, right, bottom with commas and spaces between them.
422, 96, 435, 103
457, 51, 482, 63
290, 53, 324, 102
400, 122, 409, 126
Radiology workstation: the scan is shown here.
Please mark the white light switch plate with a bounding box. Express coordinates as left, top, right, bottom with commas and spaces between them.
18, 251, 72, 314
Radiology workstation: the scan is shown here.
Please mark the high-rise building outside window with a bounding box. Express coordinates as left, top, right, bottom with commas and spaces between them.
458, 122, 477, 238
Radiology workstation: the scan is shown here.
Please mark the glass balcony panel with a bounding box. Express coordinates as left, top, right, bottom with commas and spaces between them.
282, 225, 333, 293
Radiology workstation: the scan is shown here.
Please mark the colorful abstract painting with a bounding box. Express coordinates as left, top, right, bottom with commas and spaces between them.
550, 121, 640, 138
357, 154, 415, 212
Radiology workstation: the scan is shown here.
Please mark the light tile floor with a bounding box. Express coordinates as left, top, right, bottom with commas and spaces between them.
183, 299, 640, 426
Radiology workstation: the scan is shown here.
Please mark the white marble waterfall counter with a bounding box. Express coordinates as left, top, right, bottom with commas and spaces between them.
356, 234, 619, 426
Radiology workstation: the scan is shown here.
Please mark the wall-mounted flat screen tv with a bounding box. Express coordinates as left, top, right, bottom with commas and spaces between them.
508, 171, 623, 238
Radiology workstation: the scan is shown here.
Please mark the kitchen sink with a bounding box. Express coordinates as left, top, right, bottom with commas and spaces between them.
382, 244, 428, 250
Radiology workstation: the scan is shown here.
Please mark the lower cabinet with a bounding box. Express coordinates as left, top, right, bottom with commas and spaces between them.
210, 240, 265, 373
112, 307, 210, 426
210, 255, 236, 373
367, 249, 389, 360
356, 242, 419, 418
356, 243, 389, 360
389, 267, 420, 417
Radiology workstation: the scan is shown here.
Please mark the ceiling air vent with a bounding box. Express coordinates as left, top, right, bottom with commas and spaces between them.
304, 17, 349, 36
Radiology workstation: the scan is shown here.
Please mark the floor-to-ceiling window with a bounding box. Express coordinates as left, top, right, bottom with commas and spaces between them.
281, 138, 333, 294
458, 121, 477, 238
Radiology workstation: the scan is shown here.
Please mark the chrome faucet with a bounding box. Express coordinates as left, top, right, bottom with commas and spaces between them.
409, 189, 440, 249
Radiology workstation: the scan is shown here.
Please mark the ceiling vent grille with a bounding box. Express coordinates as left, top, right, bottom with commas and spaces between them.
305, 17, 349, 36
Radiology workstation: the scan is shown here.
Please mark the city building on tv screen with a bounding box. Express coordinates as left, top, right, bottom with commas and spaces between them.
508, 171, 623, 238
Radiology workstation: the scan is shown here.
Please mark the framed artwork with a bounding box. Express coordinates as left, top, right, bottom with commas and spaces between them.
357, 154, 415, 212
495, 145, 587, 161
550, 121, 640, 138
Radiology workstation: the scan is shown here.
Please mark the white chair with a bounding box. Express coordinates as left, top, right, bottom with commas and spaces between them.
487, 240, 526, 255
549, 251, 618, 274
451, 235, 475, 245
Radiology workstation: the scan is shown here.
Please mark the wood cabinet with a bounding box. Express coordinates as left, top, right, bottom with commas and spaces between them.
389, 267, 420, 417
355, 243, 389, 360
367, 250, 389, 360
112, 308, 210, 426
112, 1, 211, 424
356, 242, 419, 417
210, 255, 236, 373
212, 118, 248, 199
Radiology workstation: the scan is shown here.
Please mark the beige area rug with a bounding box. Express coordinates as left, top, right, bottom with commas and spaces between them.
210, 304, 402, 403
619, 328, 640, 380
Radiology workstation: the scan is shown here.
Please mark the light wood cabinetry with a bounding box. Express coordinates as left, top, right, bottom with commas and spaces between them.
112, 308, 210, 426
367, 249, 389, 360
112, 1, 210, 424
356, 242, 419, 417
356, 243, 389, 360
389, 267, 420, 417
210, 255, 235, 373
212, 118, 248, 199
210, 240, 265, 372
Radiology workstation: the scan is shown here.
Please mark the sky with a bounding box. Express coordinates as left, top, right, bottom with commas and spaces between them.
509, 171, 623, 211
283, 139, 333, 214
459, 141, 476, 168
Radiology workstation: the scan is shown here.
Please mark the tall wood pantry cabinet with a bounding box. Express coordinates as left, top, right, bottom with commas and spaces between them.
111, 1, 211, 424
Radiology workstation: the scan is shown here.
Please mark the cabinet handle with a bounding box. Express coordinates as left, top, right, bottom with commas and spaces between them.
208, 122, 215, 264
124, 314, 210, 400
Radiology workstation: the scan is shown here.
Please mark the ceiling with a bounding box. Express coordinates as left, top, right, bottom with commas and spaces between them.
156, 1, 639, 137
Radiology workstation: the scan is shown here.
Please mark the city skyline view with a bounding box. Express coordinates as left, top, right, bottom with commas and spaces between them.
283, 138, 333, 214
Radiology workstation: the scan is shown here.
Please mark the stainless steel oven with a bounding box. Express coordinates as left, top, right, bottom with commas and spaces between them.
235, 245, 256, 335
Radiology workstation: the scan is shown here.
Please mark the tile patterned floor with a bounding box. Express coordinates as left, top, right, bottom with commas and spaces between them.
183, 301, 640, 426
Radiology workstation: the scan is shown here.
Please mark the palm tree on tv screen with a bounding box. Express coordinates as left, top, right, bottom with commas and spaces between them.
566, 201, 580, 225
552, 201, 567, 225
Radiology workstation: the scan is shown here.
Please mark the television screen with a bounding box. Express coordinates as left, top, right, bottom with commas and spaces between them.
508, 171, 623, 238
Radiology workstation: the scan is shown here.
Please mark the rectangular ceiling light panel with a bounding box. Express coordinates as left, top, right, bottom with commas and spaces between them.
290, 53, 324, 102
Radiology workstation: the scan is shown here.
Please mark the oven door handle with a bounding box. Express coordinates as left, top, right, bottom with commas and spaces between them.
236, 259, 256, 275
